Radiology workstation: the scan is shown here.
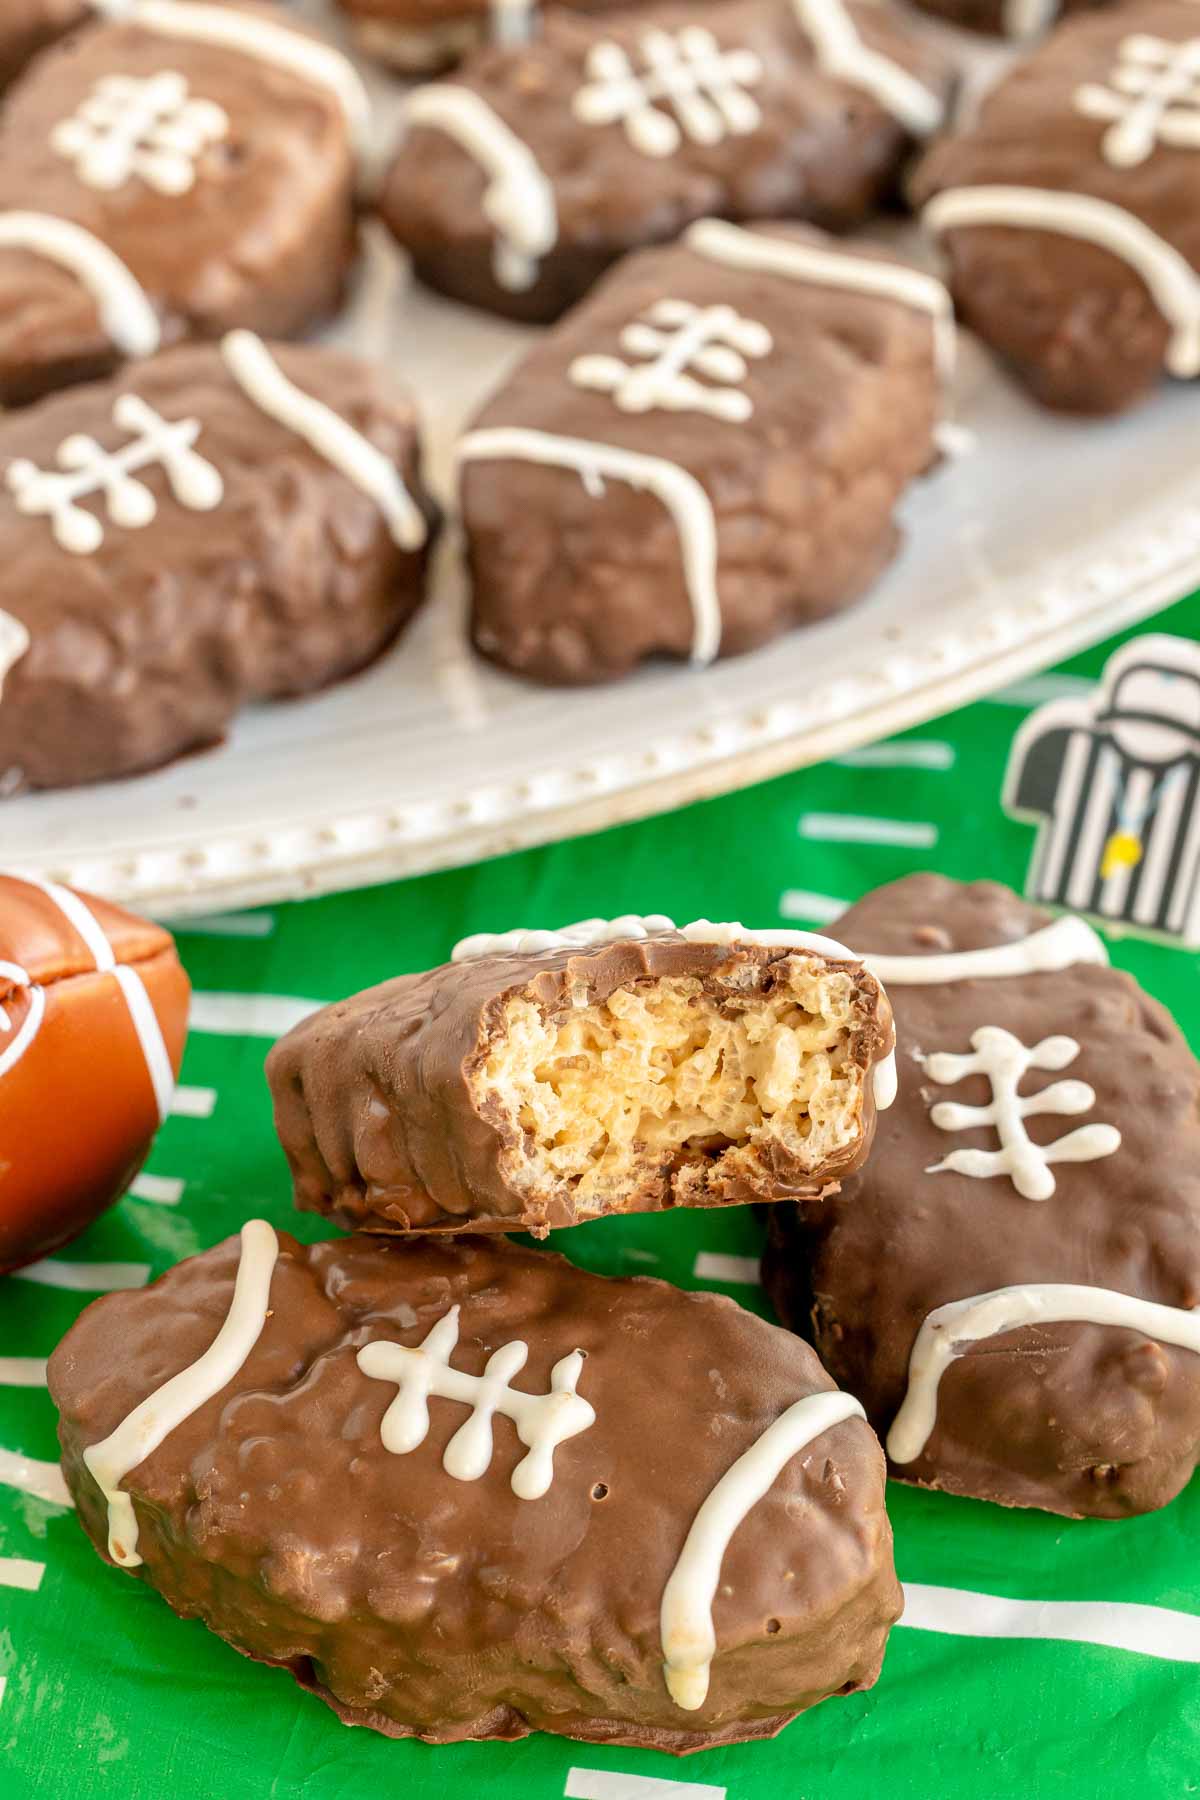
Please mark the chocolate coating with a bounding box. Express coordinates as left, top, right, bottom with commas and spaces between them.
0, 873, 189, 1273
0, 340, 436, 793
335, 0, 641, 75
0, 0, 86, 92
912, 2, 1200, 413
0, 4, 358, 404
49, 1229, 900, 1751
461, 225, 943, 683
763, 874, 1200, 1519
380, 0, 956, 324
267, 928, 893, 1236
905, 0, 1108, 39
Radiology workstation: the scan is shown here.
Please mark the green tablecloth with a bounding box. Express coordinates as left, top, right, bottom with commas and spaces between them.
4, 595, 1198, 1800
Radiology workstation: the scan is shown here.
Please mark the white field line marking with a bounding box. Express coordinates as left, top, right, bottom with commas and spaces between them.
693, 1251, 761, 1285
169, 1085, 216, 1119
834, 740, 955, 770
798, 813, 939, 848
0, 1676, 6, 1708
779, 888, 851, 925
0, 1447, 72, 1507
0, 1359, 47, 1387
190, 992, 321, 1037
127, 1173, 185, 1206
168, 911, 277, 937
11, 1258, 150, 1292
900, 1582, 1200, 1662
0, 1558, 45, 1593
566, 1771, 726, 1800
987, 673, 1097, 708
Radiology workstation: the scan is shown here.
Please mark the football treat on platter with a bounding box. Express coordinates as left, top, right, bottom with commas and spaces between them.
0, 0, 369, 405
268, 914, 896, 1237
457, 220, 953, 682
49, 1227, 901, 1750
0, 0, 87, 92
0, 336, 436, 793
763, 874, 1200, 1520
378, 0, 955, 323
913, 0, 1200, 413
0, 871, 188, 1274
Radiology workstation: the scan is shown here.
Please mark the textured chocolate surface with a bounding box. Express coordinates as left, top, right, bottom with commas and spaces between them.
268, 926, 893, 1235
0, 0, 86, 92
49, 1228, 899, 1751
763, 874, 1200, 1519
460, 224, 944, 683
380, 0, 955, 323
0, 3, 358, 404
913, 1, 1200, 412
0, 340, 436, 792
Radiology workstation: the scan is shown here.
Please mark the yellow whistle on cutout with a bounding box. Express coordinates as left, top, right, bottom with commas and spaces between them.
1101, 830, 1143, 880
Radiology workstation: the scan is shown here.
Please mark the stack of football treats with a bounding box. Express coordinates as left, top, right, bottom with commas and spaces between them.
41, 874, 1200, 1755
4, 0, 1198, 794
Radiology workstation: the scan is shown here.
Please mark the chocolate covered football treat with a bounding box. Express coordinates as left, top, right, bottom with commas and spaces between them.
0, 335, 436, 792
268, 914, 896, 1237
378, 0, 955, 324
913, 1, 1200, 413
764, 874, 1200, 1520
49, 1225, 901, 1749
458, 219, 953, 681
0, 0, 369, 405
0, 0, 87, 92
1, 871, 189, 1273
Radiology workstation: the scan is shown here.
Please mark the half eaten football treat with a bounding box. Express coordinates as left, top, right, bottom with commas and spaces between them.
49, 1226, 901, 1752
268, 915, 896, 1236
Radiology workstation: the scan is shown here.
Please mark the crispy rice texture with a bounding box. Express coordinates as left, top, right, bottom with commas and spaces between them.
472, 958, 866, 1213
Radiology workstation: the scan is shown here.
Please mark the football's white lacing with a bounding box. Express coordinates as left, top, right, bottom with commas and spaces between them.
569, 300, 773, 422
573, 27, 763, 157
51, 71, 229, 195
5, 396, 224, 555
357, 1305, 596, 1499
922, 1025, 1121, 1200
1075, 34, 1200, 168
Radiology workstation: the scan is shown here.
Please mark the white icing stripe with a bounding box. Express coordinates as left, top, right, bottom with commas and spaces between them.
888, 1283, 1200, 1464
0, 612, 31, 697
220, 332, 427, 550
404, 87, 557, 292
790, 0, 944, 136
686, 218, 956, 381
14, 874, 175, 1122
83, 1218, 279, 1567
458, 429, 722, 664
660, 1390, 865, 1709
0, 1447, 72, 1507
0, 213, 160, 356
863, 915, 1107, 985
92, 1, 372, 160
358, 1304, 595, 1499
451, 913, 862, 963
921, 1026, 1120, 1199
924, 187, 1200, 378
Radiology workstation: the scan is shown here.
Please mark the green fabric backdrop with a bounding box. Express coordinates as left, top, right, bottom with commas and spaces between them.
3, 594, 1198, 1800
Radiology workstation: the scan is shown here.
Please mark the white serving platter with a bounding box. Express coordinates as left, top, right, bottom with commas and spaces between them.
4, 14, 1200, 916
